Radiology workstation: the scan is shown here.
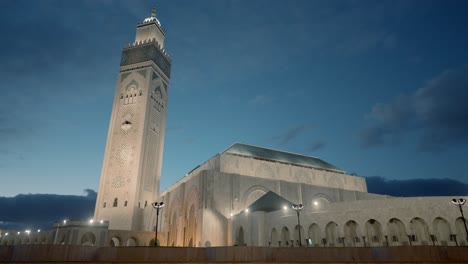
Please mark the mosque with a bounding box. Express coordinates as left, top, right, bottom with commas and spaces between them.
1, 7, 467, 248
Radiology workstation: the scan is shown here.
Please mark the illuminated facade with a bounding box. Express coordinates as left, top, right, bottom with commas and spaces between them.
1, 6, 467, 249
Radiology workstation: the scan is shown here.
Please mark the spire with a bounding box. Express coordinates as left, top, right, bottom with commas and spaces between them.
151, 6, 156, 18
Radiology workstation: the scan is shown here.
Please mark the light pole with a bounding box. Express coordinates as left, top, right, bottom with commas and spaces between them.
451, 198, 468, 241
152, 202, 165, 247
292, 203, 304, 247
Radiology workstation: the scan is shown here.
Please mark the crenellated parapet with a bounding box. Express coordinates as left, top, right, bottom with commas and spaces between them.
121, 39, 172, 78
124, 37, 171, 61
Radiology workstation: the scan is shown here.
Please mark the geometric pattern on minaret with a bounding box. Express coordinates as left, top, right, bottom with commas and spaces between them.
94, 7, 171, 231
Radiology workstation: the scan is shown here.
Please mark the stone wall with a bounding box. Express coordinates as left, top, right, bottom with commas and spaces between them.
1, 245, 468, 263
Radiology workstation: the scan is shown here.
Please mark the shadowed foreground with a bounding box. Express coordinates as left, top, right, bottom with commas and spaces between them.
1, 245, 468, 263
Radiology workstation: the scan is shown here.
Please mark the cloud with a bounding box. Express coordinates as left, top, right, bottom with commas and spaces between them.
273, 125, 306, 146
0, 189, 96, 230
358, 68, 468, 151
366, 176, 468, 197
307, 141, 326, 151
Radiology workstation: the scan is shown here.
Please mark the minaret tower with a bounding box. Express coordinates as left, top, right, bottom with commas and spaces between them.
94, 6, 171, 231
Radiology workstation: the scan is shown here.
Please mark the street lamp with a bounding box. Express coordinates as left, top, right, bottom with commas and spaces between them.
292, 203, 304, 247
451, 198, 468, 241
152, 201, 165, 247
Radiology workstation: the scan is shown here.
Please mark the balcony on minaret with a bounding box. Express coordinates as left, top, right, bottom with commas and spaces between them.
135, 7, 165, 48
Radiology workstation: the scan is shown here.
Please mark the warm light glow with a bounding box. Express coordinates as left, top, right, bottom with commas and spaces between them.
283, 206, 287, 210
451, 198, 467, 206
17, 232, 20, 235
230, 213, 233, 217
5, 233, 8, 236
37, 229, 41, 232
245, 208, 249, 213
63, 220, 67, 224
100, 220, 104, 224
314, 201, 318, 206
25, 230, 31, 234
89, 219, 94, 224
292, 203, 304, 211
152, 201, 165, 209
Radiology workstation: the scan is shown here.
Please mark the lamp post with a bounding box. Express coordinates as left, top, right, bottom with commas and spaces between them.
152, 202, 164, 247
451, 198, 468, 241
292, 204, 304, 247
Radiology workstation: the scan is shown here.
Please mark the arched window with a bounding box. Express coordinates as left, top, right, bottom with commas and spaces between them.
113, 198, 118, 207
144, 201, 148, 207
103, 202, 106, 208
124, 201, 128, 207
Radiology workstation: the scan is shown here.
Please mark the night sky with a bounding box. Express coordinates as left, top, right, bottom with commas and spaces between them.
1, 0, 468, 204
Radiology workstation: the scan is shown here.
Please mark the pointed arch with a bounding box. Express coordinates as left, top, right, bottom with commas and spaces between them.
236, 226, 245, 246
308, 223, 321, 247
81, 232, 96, 246
365, 219, 383, 245
325, 221, 339, 246
410, 217, 430, 244
433, 217, 451, 245
294, 224, 305, 247
270, 228, 278, 247
281, 226, 290, 247
344, 220, 361, 246
241, 185, 269, 209
387, 218, 407, 245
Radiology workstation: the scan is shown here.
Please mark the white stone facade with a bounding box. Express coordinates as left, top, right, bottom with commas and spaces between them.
94, 10, 170, 231
3, 8, 467, 249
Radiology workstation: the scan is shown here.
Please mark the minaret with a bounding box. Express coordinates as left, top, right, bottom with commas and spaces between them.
94, 6, 171, 231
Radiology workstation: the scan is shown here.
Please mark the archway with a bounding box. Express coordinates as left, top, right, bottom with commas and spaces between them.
365, 219, 383, 246
281, 227, 290, 247
185, 204, 196, 247
410, 217, 430, 244
188, 238, 193, 247
236, 226, 245, 246
270, 228, 278, 247
81, 232, 96, 246
126, 237, 137, 246
168, 210, 178, 246
387, 218, 407, 245
433, 217, 451, 245
243, 186, 268, 208
325, 222, 339, 247
110, 236, 121, 247
344, 220, 361, 246
294, 225, 305, 247
308, 223, 321, 247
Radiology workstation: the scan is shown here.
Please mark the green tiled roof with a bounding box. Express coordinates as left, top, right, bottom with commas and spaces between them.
245, 191, 294, 212
223, 143, 344, 173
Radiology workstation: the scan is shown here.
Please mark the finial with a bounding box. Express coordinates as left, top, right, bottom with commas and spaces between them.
151, 6, 156, 18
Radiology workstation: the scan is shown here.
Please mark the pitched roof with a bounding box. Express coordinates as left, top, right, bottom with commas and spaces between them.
245, 191, 295, 212
223, 143, 344, 173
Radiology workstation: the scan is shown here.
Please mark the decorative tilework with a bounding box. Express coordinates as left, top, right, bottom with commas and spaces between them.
121, 44, 172, 78
137, 69, 147, 78
120, 72, 131, 83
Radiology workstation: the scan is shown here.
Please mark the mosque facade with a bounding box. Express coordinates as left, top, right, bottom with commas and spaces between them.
1, 7, 467, 248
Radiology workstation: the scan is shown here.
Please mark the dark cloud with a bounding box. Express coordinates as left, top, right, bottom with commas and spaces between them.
273, 125, 306, 146
307, 140, 326, 151
0, 189, 96, 230
366, 176, 468, 197
359, 68, 468, 151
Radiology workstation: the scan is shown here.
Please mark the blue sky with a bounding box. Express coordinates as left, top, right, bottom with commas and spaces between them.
1, 0, 468, 198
